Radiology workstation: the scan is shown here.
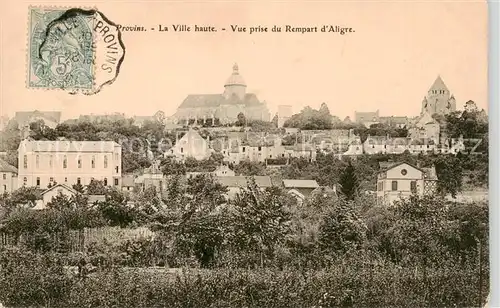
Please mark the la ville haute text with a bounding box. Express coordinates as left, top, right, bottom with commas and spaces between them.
117, 24, 355, 35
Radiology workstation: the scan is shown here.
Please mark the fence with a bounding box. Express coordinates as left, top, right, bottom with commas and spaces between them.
0, 226, 156, 252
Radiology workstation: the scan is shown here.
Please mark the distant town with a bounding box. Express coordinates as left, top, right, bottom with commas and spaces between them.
0, 63, 489, 208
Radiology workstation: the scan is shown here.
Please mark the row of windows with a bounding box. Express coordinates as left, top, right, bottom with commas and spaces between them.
378, 180, 417, 193
25, 155, 111, 169
23, 177, 119, 187
431, 90, 447, 95
23, 156, 120, 173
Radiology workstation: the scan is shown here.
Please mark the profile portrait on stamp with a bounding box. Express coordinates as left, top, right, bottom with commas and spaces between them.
27, 7, 125, 95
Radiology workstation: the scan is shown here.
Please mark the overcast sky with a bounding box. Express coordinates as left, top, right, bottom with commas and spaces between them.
0, 0, 488, 121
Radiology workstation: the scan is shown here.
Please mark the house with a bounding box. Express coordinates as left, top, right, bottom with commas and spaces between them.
284, 144, 317, 162
379, 116, 409, 128
283, 179, 319, 203
376, 162, 438, 206
33, 183, 78, 209
407, 138, 438, 154
0, 158, 18, 193
18, 139, 123, 189
213, 165, 235, 177
343, 136, 363, 155
215, 176, 275, 199
408, 112, 440, 142
363, 135, 390, 155
135, 161, 166, 194
121, 175, 136, 192
166, 128, 211, 161
355, 110, 380, 128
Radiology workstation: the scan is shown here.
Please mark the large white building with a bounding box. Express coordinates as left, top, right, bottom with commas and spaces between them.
18, 139, 122, 189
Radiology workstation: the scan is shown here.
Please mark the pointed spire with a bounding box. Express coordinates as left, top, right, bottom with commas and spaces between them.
233, 63, 239, 74
428, 75, 449, 93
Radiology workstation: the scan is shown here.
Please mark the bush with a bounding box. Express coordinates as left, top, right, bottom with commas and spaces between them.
0, 249, 488, 308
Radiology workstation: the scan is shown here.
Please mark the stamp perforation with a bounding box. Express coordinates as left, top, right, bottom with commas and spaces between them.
26, 5, 101, 95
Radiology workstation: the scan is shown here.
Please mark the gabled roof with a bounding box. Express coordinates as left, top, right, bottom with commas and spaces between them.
41, 183, 77, 196
378, 161, 423, 173
216, 176, 273, 188
355, 110, 380, 122
283, 179, 319, 189
378, 161, 438, 181
0, 158, 17, 173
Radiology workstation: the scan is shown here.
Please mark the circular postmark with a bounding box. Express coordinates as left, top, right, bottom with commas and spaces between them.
28, 7, 125, 95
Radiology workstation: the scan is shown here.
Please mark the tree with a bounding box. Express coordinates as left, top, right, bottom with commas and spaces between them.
319, 102, 331, 116
318, 199, 367, 256
160, 157, 186, 176
271, 113, 278, 127
338, 161, 359, 201
87, 179, 107, 195
434, 156, 463, 198
229, 179, 293, 266
236, 112, 246, 127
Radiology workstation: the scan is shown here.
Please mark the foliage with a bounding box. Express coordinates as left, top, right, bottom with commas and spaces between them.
318, 198, 367, 257
284, 106, 333, 130
228, 180, 294, 266
338, 161, 360, 201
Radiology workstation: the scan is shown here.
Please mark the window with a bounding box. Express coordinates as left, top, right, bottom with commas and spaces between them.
258, 146, 262, 151
115, 166, 119, 173
36, 155, 39, 168
50, 177, 54, 182
104, 178, 108, 186
78, 157, 82, 168
2, 174, 5, 180
23, 177, 27, 186
114, 178, 119, 186
77, 178, 81, 185
391, 181, 398, 191
23, 155, 27, 169
64, 177, 68, 183
91, 155, 95, 168
2, 185, 6, 192
401, 169, 407, 176
63, 156, 67, 169
242, 147, 246, 153
411, 181, 417, 193
104, 156, 108, 168
36, 177, 40, 187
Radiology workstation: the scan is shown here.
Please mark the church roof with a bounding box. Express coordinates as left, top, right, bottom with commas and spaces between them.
225, 63, 246, 87
178, 93, 264, 109
428, 75, 449, 92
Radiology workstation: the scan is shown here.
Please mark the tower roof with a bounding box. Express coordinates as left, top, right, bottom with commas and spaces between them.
428, 75, 449, 92
224, 63, 246, 87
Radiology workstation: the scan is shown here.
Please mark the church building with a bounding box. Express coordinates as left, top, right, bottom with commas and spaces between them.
420, 76, 456, 116
173, 64, 271, 125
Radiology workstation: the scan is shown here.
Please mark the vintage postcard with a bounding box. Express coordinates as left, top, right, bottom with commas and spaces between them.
0, 1, 490, 307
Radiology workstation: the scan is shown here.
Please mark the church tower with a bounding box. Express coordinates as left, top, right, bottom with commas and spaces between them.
223, 63, 247, 100
422, 76, 456, 115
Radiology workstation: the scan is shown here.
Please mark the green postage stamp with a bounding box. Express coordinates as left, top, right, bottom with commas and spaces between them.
27, 7, 125, 94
